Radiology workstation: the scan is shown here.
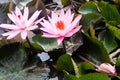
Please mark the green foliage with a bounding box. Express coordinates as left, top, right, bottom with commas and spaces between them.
27, 35, 58, 52
80, 73, 110, 80
80, 13, 101, 31
64, 71, 79, 80
115, 58, 120, 74
78, 62, 95, 75
80, 34, 110, 64
98, 1, 120, 25
61, 0, 70, 6
0, 43, 20, 59
0, 0, 120, 80
108, 25, 120, 40
79, 2, 99, 14
98, 29, 118, 53
57, 54, 74, 71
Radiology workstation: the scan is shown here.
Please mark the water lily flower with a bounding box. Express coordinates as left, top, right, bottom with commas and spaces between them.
40, 9, 82, 45
0, 6, 42, 40
97, 63, 117, 75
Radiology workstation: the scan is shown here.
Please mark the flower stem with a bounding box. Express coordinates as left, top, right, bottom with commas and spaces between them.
26, 37, 33, 49
62, 40, 66, 53
78, 55, 99, 68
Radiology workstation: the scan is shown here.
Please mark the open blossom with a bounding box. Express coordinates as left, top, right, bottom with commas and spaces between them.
97, 63, 117, 75
40, 9, 82, 45
0, 6, 42, 40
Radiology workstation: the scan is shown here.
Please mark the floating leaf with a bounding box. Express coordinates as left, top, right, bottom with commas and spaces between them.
64, 71, 79, 80
98, 29, 118, 53
29, 35, 58, 52
79, 34, 110, 65
98, 1, 120, 25
108, 25, 120, 40
57, 54, 74, 71
80, 13, 101, 31
79, 2, 99, 14
80, 73, 110, 80
78, 62, 95, 75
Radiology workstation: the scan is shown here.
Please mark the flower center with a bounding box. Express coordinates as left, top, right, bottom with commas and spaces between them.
18, 15, 21, 19
20, 27, 26, 30
56, 21, 65, 30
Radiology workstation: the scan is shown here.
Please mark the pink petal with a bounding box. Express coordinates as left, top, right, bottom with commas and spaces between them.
27, 10, 41, 26
21, 31, 27, 39
11, 12, 21, 25
50, 12, 60, 31
59, 9, 65, 18
64, 13, 74, 25
71, 15, 82, 27
26, 25, 38, 30
40, 26, 58, 35
0, 24, 19, 30
98, 63, 117, 75
23, 7, 29, 22
35, 17, 45, 24
7, 13, 16, 23
40, 27, 52, 33
61, 9, 73, 24
47, 16, 58, 33
61, 14, 74, 32
51, 11, 58, 21
42, 33, 58, 38
15, 6, 22, 17
2, 30, 21, 39
65, 25, 82, 37
66, 15, 82, 32
40, 19, 57, 34
65, 9, 71, 17
57, 36, 64, 45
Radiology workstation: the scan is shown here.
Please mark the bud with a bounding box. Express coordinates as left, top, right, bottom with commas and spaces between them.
97, 63, 117, 75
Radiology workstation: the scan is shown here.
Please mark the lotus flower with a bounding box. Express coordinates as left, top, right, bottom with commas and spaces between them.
97, 63, 117, 75
0, 6, 42, 40
40, 9, 82, 45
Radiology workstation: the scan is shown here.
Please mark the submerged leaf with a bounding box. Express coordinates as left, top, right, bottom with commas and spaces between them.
0, 43, 49, 80
66, 32, 83, 55
0, 3, 7, 24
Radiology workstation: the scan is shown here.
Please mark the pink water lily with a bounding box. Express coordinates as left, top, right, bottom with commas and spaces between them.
0, 6, 42, 40
97, 63, 117, 75
40, 9, 82, 45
